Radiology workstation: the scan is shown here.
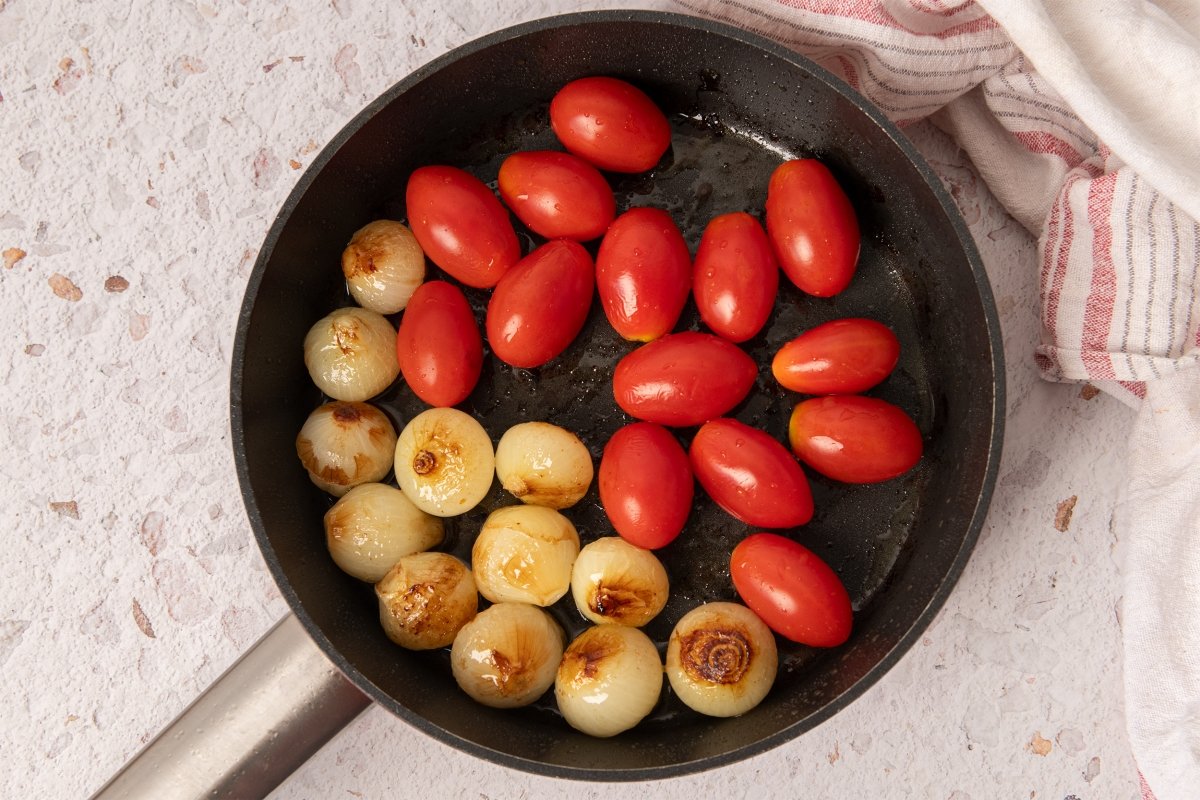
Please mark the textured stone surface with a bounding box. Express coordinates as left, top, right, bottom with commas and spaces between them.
0, 1, 1139, 798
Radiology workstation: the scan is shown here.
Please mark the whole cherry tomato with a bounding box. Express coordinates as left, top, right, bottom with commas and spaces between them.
595, 207, 691, 341
550, 77, 672, 174
395, 281, 483, 407
405, 165, 520, 289
612, 332, 756, 427
765, 159, 860, 297
693, 212, 779, 343
689, 418, 813, 528
486, 239, 594, 368
773, 318, 899, 395
731, 533, 852, 647
788, 395, 923, 483
497, 150, 615, 241
599, 422, 693, 549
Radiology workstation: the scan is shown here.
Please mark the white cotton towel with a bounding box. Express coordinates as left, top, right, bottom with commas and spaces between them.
1116, 366, 1200, 800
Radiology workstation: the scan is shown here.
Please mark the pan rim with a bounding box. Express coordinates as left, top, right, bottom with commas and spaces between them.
230, 8, 1006, 782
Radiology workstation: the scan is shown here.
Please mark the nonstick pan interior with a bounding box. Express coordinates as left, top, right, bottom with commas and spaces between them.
232, 11, 1003, 780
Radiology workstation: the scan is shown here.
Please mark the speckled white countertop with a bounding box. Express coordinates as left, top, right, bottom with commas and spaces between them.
0, 1, 1142, 798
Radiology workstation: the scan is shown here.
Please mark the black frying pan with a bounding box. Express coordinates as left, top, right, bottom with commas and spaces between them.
232, 10, 1003, 780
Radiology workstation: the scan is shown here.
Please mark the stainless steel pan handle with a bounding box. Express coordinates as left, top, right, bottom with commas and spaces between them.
92, 613, 371, 799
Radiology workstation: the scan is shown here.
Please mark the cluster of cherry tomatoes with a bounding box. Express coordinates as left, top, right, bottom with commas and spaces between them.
392, 75, 924, 653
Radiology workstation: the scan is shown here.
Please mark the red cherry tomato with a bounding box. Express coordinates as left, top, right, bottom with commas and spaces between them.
486, 239, 594, 368
731, 533, 852, 647
497, 150, 615, 241
595, 207, 691, 341
405, 165, 520, 289
765, 159, 860, 297
788, 396, 923, 483
773, 318, 899, 395
599, 422, 693, 549
612, 332, 756, 427
689, 418, 813, 528
395, 281, 483, 407
549, 76, 672, 173
693, 212, 779, 343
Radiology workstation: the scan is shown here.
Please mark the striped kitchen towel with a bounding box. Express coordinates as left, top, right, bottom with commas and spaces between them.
671, 2, 1200, 799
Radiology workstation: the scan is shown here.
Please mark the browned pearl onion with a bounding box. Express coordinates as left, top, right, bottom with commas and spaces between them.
665, 602, 778, 717
472, 505, 580, 607
555, 625, 663, 737
494, 422, 594, 509
375, 552, 477, 650
303, 307, 399, 402
393, 408, 495, 517
296, 401, 396, 497
325, 483, 443, 582
450, 602, 564, 709
570, 536, 668, 627
341, 220, 425, 315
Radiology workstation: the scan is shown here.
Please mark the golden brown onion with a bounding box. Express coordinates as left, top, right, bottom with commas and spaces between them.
570, 536, 668, 627
494, 422, 594, 509
341, 220, 425, 314
393, 408, 494, 517
472, 505, 580, 606
450, 602, 564, 708
296, 401, 397, 497
324, 483, 443, 582
665, 602, 777, 717
555, 625, 662, 737
375, 552, 477, 650
303, 307, 400, 401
